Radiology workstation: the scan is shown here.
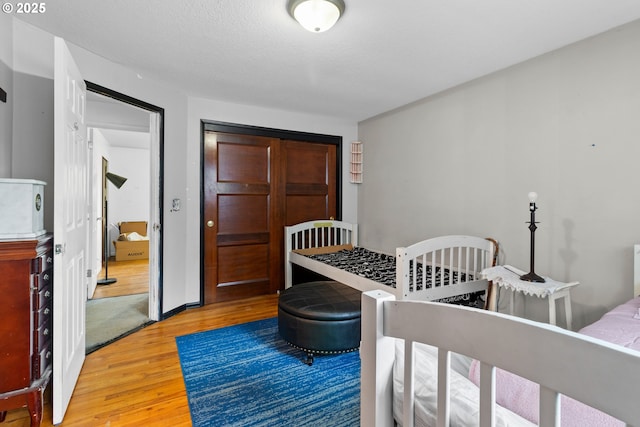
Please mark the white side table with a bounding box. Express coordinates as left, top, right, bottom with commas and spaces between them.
481, 265, 579, 330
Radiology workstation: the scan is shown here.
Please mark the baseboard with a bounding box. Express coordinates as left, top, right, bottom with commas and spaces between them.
161, 303, 188, 320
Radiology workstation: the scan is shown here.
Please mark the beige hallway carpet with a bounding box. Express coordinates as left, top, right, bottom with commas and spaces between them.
86, 293, 152, 354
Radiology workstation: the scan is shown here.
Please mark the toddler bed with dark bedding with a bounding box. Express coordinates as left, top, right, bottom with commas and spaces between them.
285, 220, 498, 304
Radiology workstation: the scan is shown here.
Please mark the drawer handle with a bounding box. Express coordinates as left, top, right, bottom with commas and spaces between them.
43, 273, 50, 281
46, 351, 52, 359
45, 290, 51, 298
44, 308, 50, 315
47, 256, 52, 263
43, 328, 49, 336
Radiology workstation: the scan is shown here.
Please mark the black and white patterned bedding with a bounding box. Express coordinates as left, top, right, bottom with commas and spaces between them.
304, 247, 484, 307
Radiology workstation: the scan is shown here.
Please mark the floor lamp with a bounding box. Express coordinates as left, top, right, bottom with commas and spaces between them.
97, 172, 128, 285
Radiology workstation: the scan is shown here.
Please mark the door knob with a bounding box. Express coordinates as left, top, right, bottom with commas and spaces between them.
207, 220, 214, 228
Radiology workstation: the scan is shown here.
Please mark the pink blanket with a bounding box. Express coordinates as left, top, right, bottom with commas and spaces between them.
469, 297, 640, 426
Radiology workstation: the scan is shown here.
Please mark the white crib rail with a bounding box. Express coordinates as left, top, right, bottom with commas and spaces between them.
284, 220, 358, 288
396, 235, 496, 301
361, 290, 640, 427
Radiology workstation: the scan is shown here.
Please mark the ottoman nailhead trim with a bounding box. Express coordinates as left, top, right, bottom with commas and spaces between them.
283, 340, 359, 355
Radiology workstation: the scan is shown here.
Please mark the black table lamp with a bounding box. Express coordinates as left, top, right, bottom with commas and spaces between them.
97, 172, 127, 285
520, 191, 545, 283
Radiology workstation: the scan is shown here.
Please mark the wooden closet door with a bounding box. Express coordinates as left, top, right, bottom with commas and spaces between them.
203, 130, 338, 304
203, 132, 281, 303
283, 139, 337, 225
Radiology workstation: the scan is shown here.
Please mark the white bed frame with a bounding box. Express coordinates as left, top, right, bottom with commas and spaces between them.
285, 220, 496, 301
634, 244, 640, 297
361, 290, 640, 427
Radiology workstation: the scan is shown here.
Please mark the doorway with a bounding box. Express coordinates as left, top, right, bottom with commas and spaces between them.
85, 82, 164, 352
201, 121, 341, 304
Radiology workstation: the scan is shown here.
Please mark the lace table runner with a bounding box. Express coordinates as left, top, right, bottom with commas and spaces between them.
482, 265, 575, 297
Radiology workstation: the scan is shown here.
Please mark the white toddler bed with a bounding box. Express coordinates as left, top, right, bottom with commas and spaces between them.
285, 220, 497, 303
361, 290, 640, 427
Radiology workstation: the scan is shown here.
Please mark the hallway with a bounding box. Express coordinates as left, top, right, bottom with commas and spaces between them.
93, 258, 148, 299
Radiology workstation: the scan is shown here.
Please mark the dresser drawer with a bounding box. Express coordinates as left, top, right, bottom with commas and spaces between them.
32, 251, 53, 275
33, 316, 52, 350
33, 268, 52, 291
34, 300, 52, 327
34, 279, 52, 310
33, 341, 52, 379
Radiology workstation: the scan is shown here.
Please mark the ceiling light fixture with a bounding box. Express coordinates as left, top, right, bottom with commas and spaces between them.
287, 0, 345, 33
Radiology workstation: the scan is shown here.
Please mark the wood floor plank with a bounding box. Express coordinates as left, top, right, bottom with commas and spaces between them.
6, 293, 279, 426
93, 258, 149, 299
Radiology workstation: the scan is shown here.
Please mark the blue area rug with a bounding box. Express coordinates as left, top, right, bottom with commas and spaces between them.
176, 317, 360, 427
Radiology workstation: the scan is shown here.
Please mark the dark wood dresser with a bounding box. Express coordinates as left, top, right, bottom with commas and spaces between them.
0, 234, 53, 426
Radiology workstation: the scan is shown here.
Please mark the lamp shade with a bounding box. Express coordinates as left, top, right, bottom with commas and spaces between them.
105, 172, 127, 189
288, 0, 345, 33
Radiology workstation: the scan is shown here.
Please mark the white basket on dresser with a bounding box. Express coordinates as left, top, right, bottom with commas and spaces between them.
0, 178, 46, 239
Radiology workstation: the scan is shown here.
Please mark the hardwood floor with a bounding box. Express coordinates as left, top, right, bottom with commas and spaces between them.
93, 258, 149, 299
5, 293, 280, 426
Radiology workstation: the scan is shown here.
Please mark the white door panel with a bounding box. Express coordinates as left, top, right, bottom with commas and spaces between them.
87, 128, 98, 298
149, 112, 161, 321
53, 37, 87, 425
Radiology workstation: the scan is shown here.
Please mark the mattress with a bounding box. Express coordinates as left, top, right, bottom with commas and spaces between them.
303, 247, 483, 306
579, 296, 640, 352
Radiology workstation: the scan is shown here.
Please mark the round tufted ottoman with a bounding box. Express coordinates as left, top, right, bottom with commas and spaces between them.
278, 281, 361, 365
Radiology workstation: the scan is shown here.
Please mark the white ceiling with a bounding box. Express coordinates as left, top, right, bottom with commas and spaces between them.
97, 128, 150, 150
86, 91, 150, 133
86, 91, 151, 149
15, 0, 640, 121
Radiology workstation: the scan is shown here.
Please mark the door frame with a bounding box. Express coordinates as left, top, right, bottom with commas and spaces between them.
200, 120, 342, 306
86, 81, 165, 319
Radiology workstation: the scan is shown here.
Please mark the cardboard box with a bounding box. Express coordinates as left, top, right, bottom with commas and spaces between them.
114, 221, 149, 261
119, 221, 147, 236
114, 240, 148, 261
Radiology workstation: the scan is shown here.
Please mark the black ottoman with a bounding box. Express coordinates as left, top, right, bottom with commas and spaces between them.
278, 281, 361, 365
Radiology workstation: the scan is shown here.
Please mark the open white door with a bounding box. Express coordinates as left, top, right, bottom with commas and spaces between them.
53, 37, 88, 424
148, 112, 161, 321
87, 128, 98, 299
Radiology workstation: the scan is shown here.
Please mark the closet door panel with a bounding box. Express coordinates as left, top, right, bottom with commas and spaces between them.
204, 132, 278, 303
284, 140, 337, 225
286, 196, 330, 226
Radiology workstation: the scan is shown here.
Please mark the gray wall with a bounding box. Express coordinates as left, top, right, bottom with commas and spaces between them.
11, 72, 54, 231
0, 13, 13, 177
0, 60, 12, 177
358, 19, 640, 329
